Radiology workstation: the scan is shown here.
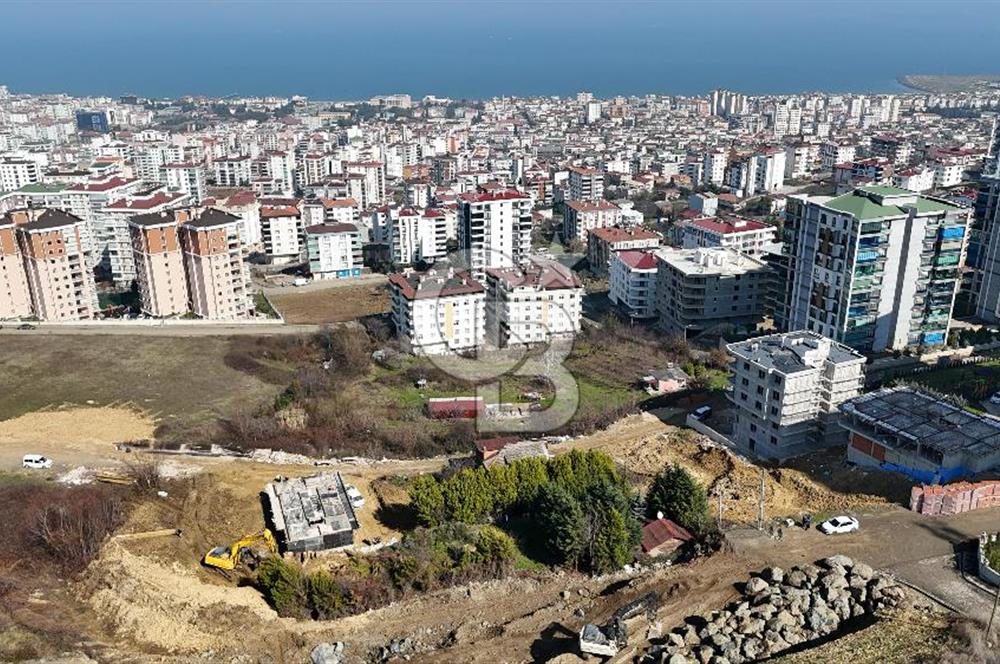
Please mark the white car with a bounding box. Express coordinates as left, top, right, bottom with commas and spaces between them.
989, 392, 1000, 405
819, 516, 859, 535
345, 485, 365, 509
22, 454, 53, 470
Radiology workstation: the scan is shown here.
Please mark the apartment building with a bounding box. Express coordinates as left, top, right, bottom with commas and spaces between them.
0, 159, 40, 191
164, 162, 207, 202
655, 247, 770, 338
821, 142, 857, 170
129, 210, 191, 317
562, 199, 621, 244
972, 170, 1000, 322
870, 135, 913, 166
345, 161, 386, 207
609, 249, 658, 319
587, 226, 661, 274
0, 214, 32, 318
458, 190, 533, 280
391, 207, 448, 265
259, 199, 304, 265
778, 186, 970, 353
702, 151, 727, 186
213, 155, 252, 187
306, 223, 363, 279
727, 331, 865, 460
680, 216, 777, 256
13, 209, 98, 320
892, 168, 935, 193
99, 188, 190, 287
178, 208, 252, 320
388, 268, 485, 355
567, 166, 604, 202
484, 259, 583, 347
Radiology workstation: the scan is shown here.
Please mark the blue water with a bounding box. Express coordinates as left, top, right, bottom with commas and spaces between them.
1, 1, 995, 100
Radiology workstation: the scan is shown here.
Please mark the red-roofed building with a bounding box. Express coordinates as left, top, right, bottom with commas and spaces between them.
389, 267, 486, 355
609, 250, 659, 319
563, 199, 621, 244
680, 216, 776, 256
458, 188, 533, 280
484, 258, 583, 347
587, 226, 661, 274
640, 517, 693, 557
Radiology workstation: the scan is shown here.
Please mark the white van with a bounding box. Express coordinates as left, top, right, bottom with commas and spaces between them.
691, 405, 712, 421
22, 454, 53, 469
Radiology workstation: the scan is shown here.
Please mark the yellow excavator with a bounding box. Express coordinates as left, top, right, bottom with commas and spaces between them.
203, 529, 278, 571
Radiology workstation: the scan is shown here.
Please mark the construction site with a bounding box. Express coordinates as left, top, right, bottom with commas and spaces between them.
1, 399, 991, 664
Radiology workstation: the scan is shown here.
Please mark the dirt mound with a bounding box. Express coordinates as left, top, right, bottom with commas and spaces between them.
81, 541, 277, 653
558, 413, 893, 524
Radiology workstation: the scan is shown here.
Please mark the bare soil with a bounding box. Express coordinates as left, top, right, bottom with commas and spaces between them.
267, 283, 391, 324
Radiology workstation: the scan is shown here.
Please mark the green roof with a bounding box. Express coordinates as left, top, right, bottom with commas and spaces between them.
856, 185, 913, 197
823, 193, 903, 220
912, 197, 960, 214
18, 182, 67, 193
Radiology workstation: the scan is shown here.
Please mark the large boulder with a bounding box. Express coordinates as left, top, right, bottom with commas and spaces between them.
822, 555, 854, 571
784, 568, 808, 588
745, 577, 769, 595
310, 642, 345, 664
762, 567, 785, 584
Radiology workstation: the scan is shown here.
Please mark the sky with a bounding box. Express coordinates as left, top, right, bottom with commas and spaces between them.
1, 0, 997, 99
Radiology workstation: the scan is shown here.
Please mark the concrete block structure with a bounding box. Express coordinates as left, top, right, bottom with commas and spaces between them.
458, 189, 533, 281
727, 331, 865, 460
655, 247, 771, 338
841, 386, 1000, 484
264, 473, 359, 553
680, 216, 776, 256
586, 226, 660, 274
567, 165, 604, 202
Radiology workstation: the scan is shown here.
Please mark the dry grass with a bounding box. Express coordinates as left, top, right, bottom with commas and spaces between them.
267, 283, 391, 324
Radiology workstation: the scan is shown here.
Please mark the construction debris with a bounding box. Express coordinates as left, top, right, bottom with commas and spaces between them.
264, 472, 360, 552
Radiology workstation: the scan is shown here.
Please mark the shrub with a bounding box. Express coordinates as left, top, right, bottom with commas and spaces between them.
255, 557, 306, 617
645, 463, 709, 535
305, 570, 346, 619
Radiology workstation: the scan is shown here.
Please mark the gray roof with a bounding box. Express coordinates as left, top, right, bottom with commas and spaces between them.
184, 207, 240, 229
841, 386, 1000, 456
18, 209, 83, 232
727, 330, 864, 375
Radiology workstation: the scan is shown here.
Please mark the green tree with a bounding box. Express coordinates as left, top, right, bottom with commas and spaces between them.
645, 463, 709, 534
305, 570, 345, 619
510, 456, 549, 506
442, 469, 494, 523
474, 525, 519, 568
591, 508, 634, 574
256, 557, 306, 617
534, 483, 586, 568
409, 475, 445, 526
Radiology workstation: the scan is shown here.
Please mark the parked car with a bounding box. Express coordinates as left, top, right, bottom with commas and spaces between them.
344, 484, 365, 509
989, 392, 1000, 405
17, 323, 36, 330
819, 516, 859, 535
293, 277, 310, 287
22, 454, 53, 470
691, 405, 712, 421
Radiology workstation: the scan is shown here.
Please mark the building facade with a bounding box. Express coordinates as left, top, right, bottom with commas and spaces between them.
178, 209, 252, 320
306, 223, 363, 279
389, 268, 485, 355
458, 190, 533, 281
484, 259, 583, 347
608, 249, 658, 319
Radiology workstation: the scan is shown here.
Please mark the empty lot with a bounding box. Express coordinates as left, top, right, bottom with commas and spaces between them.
266, 282, 391, 324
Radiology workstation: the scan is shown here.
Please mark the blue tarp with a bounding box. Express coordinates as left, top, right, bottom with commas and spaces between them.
879, 461, 972, 485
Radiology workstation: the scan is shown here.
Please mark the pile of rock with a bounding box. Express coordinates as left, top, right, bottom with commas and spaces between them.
646, 556, 906, 664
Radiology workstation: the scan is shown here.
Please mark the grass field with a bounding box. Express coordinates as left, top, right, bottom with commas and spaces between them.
267, 283, 391, 324
905, 358, 1000, 403
0, 336, 288, 443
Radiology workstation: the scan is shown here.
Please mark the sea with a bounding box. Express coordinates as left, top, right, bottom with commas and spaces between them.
1, 0, 995, 100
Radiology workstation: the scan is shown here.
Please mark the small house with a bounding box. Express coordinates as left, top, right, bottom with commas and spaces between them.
641, 365, 690, 394
640, 517, 693, 557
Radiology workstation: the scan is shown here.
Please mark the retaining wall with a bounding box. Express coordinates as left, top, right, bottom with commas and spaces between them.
978, 532, 1000, 587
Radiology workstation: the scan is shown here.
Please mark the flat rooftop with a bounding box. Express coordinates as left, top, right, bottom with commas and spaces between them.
656, 246, 766, 277
727, 330, 864, 375
841, 387, 1000, 456
264, 472, 359, 553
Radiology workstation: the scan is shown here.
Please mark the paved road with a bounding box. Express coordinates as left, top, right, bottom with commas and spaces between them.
730, 504, 1000, 621
0, 323, 322, 337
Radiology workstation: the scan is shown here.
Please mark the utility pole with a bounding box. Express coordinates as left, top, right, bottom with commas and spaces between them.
757, 468, 766, 531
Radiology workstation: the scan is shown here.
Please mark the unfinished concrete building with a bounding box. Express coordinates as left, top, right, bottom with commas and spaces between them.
264, 473, 359, 553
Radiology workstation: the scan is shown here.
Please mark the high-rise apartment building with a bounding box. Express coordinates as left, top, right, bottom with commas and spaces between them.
458, 190, 533, 281
306, 223, 363, 280
567, 166, 604, 202
0, 214, 33, 318
779, 186, 970, 352
129, 210, 192, 317
12, 209, 98, 320
178, 209, 252, 320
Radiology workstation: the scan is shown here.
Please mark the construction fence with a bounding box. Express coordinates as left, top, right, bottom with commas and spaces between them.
910, 480, 1000, 516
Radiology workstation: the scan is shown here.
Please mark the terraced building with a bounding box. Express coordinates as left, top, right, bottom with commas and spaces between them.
777, 186, 970, 353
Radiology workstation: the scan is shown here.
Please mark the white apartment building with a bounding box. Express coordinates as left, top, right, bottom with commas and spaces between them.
609, 249, 658, 319
821, 142, 856, 170
892, 168, 935, 193
702, 151, 727, 186
784, 143, 814, 180
562, 199, 622, 244
484, 259, 583, 347
587, 226, 661, 274
726, 331, 865, 460
321, 197, 360, 226
389, 268, 485, 355
0, 159, 39, 191
752, 148, 786, 195
164, 162, 206, 202
933, 161, 964, 189
567, 166, 604, 202
215, 190, 261, 246
345, 161, 386, 207
260, 199, 304, 265
689, 192, 719, 217
391, 207, 448, 265
306, 223, 363, 280
680, 216, 777, 256
458, 190, 533, 281
213, 155, 252, 186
